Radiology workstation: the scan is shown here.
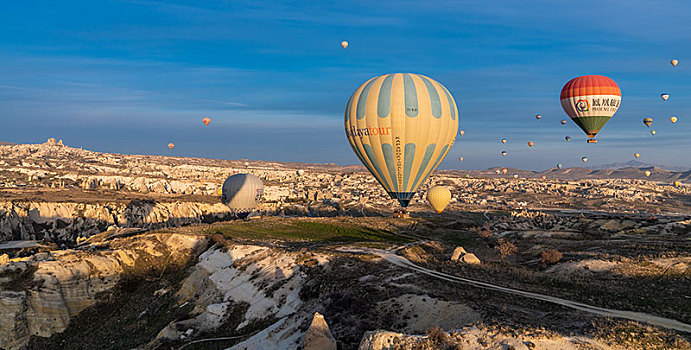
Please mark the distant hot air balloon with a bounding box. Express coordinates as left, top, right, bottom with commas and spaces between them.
670, 116, 678, 124
244, 161, 250, 168
221, 174, 264, 219
674, 181, 681, 187
202, 117, 211, 126
427, 185, 451, 214
341, 41, 348, 49
557, 163, 563, 169
561, 119, 567, 125
643, 117, 653, 127
536, 114, 542, 120
513, 174, 519, 178
565, 136, 571, 142
168, 143, 175, 150
561, 75, 621, 143
495, 169, 501, 174
634, 153, 640, 159
459, 130, 465, 136
671, 59, 679, 67
582, 157, 588, 163
502, 168, 508, 174
501, 138, 507, 144
651, 130, 656, 135
528, 141, 534, 148
645, 171, 651, 177
459, 156, 464, 166
344, 73, 459, 208
661, 93, 669, 101
297, 169, 305, 176
541, 175, 547, 180
501, 151, 507, 157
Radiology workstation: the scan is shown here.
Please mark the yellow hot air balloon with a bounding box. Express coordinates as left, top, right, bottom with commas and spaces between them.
168, 143, 175, 150
345, 73, 459, 207
459, 156, 464, 166
674, 181, 681, 187
528, 141, 534, 148
341, 41, 348, 49
634, 153, 640, 159
645, 171, 651, 177
501, 167, 508, 174
643, 117, 653, 127
501, 151, 507, 157
216, 187, 223, 196
671, 59, 679, 67
670, 116, 678, 124
426, 185, 451, 214
651, 130, 656, 135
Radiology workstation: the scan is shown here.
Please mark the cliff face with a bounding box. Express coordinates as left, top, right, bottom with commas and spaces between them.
0, 233, 208, 350
0, 201, 233, 244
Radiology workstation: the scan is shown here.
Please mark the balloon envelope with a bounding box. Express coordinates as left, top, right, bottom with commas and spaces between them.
581, 157, 588, 163
561, 75, 621, 141
643, 117, 653, 127
501, 151, 507, 157
670, 116, 678, 124
536, 114, 542, 120
426, 185, 451, 214
344, 73, 459, 207
565, 136, 571, 142
221, 173, 264, 219
459, 130, 465, 136
651, 130, 656, 135
557, 163, 563, 169
528, 141, 534, 147
661, 93, 669, 101
561, 119, 567, 125
671, 59, 678, 67
645, 171, 651, 177
634, 153, 640, 158
501, 139, 507, 144
202, 117, 211, 126
341, 41, 348, 49
168, 143, 175, 149
297, 170, 305, 176
674, 181, 681, 187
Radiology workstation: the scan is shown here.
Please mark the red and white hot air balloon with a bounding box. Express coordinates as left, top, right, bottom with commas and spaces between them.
168, 143, 175, 150
561, 75, 621, 143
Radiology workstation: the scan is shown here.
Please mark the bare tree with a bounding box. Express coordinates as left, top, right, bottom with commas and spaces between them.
495, 239, 517, 263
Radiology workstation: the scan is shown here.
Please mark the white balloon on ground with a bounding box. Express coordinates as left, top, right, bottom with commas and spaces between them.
221, 174, 264, 219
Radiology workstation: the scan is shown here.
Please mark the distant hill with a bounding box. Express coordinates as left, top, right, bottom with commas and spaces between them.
587, 160, 690, 172
440, 165, 691, 182
0, 141, 15, 145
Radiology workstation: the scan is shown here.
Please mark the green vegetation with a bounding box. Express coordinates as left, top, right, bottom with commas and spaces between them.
207, 218, 410, 244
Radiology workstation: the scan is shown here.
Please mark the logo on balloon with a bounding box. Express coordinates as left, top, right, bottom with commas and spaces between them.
576, 99, 590, 112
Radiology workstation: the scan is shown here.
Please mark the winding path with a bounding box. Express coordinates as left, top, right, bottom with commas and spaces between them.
339, 246, 691, 333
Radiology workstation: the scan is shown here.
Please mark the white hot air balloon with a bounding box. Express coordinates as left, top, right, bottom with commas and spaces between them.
581, 157, 588, 163
297, 169, 305, 176
221, 173, 264, 219
661, 93, 669, 101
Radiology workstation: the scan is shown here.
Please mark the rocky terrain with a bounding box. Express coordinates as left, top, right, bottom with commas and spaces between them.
0, 140, 689, 349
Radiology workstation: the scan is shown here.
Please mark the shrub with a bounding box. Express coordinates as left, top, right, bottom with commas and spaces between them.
541, 249, 562, 265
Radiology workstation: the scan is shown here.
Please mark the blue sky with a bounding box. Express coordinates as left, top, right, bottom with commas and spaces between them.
1, 0, 690, 170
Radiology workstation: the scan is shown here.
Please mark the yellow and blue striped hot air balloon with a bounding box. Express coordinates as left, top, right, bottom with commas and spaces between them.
344, 73, 459, 207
